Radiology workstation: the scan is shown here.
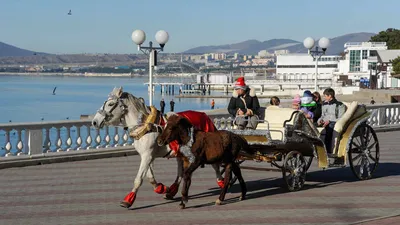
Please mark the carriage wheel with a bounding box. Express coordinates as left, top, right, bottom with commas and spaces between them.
348, 123, 379, 180
282, 151, 307, 191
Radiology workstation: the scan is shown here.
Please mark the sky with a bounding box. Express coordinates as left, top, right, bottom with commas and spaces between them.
1, 0, 399, 54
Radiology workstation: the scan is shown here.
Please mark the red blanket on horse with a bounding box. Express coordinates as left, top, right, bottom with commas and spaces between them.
168, 110, 217, 154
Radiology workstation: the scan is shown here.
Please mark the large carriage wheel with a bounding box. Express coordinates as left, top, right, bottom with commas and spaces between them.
348, 123, 379, 180
282, 151, 307, 191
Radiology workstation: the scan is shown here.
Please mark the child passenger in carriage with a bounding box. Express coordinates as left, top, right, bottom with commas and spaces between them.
317, 88, 346, 153
299, 90, 317, 120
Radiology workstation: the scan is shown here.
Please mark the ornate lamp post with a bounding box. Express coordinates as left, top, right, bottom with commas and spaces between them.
131, 30, 169, 106
303, 37, 330, 91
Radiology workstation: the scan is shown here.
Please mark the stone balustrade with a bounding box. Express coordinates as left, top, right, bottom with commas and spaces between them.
0, 120, 132, 157
1, 103, 400, 163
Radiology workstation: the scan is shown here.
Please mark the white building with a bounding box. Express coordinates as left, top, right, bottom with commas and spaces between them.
274, 49, 290, 55
276, 54, 340, 80
376, 50, 400, 88
335, 42, 387, 81
258, 50, 273, 58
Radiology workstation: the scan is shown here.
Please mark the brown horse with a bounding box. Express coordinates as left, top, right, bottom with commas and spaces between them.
157, 113, 254, 209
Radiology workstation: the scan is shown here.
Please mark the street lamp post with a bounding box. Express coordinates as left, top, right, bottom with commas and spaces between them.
303, 37, 330, 91
131, 30, 169, 106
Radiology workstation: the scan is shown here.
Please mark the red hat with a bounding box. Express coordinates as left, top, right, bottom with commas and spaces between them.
234, 77, 247, 90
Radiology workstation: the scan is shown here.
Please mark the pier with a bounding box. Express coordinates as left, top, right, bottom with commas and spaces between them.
146, 79, 337, 96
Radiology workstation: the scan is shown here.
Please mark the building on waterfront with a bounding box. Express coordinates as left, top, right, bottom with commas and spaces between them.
276, 54, 340, 80
274, 49, 290, 55
275, 42, 400, 89
258, 50, 274, 58
334, 42, 387, 83
376, 50, 400, 88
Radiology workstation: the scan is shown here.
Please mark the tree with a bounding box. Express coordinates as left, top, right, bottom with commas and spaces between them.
392, 56, 400, 75
370, 28, 400, 49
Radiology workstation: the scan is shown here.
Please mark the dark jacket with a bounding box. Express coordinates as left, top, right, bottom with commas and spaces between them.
227, 88, 260, 117
160, 100, 165, 109
312, 102, 322, 123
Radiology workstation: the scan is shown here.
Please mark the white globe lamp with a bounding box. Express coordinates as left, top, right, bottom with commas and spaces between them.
155, 30, 169, 47
303, 37, 315, 49
318, 37, 330, 51
131, 30, 146, 45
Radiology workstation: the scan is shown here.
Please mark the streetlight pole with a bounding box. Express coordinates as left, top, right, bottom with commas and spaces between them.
131, 30, 169, 106
303, 37, 330, 92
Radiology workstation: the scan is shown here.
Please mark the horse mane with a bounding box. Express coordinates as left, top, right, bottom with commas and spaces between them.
119, 92, 150, 116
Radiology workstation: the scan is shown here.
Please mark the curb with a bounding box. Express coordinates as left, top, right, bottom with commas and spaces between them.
0, 147, 137, 169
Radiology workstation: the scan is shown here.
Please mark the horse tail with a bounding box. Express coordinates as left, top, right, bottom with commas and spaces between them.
236, 134, 255, 155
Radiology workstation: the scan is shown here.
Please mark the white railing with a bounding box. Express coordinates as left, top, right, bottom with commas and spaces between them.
0, 120, 132, 157
1, 103, 400, 161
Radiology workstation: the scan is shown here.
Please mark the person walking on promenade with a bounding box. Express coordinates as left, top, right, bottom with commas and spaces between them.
370, 97, 376, 105
170, 99, 175, 112
160, 98, 166, 114
211, 99, 215, 109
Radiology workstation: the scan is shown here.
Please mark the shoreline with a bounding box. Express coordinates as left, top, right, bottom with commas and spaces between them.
0, 72, 196, 78
175, 94, 293, 99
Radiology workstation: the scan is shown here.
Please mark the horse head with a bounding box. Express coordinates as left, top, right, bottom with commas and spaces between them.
92, 87, 149, 129
157, 114, 193, 146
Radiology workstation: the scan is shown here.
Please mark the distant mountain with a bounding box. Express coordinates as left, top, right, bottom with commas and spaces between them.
183, 32, 377, 55
0, 42, 48, 57
184, 39, 300, 54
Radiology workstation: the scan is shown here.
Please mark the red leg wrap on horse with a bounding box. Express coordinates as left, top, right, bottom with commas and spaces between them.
168, 183, 179, 197
123, 192, 136, 206
217, 179, 225, 189
154, 183, 168, 194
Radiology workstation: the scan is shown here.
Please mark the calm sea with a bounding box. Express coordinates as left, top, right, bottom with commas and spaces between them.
0, 75, 249, 123
0, 75, 276, 155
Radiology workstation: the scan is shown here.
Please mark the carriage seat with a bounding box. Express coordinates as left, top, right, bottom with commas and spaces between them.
257, 106, 296, 140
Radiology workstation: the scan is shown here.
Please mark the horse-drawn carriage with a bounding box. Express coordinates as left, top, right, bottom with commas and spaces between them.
92, 87, 380, 209
217, 101, 380, 191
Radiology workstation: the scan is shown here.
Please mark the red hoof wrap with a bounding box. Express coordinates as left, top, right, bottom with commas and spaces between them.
122, 192, 136, 206
168, 183, 179, 197
154, 183, 168, 194
217, 179, 225, 189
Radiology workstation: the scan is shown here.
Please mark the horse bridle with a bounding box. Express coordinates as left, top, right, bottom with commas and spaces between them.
97, 96, 128, 123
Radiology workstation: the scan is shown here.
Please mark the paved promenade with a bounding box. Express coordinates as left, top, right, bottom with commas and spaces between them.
1, 131, 400, 225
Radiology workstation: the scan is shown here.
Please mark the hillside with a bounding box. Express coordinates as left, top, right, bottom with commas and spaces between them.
0, 42, 48, 57
183, 32, 377, 55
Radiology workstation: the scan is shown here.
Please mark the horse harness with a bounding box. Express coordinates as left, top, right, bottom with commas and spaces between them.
129, 106, 165, 140
97, 96, 128, 124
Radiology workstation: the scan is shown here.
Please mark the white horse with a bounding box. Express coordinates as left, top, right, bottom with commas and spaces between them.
91, 87, 224, 209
